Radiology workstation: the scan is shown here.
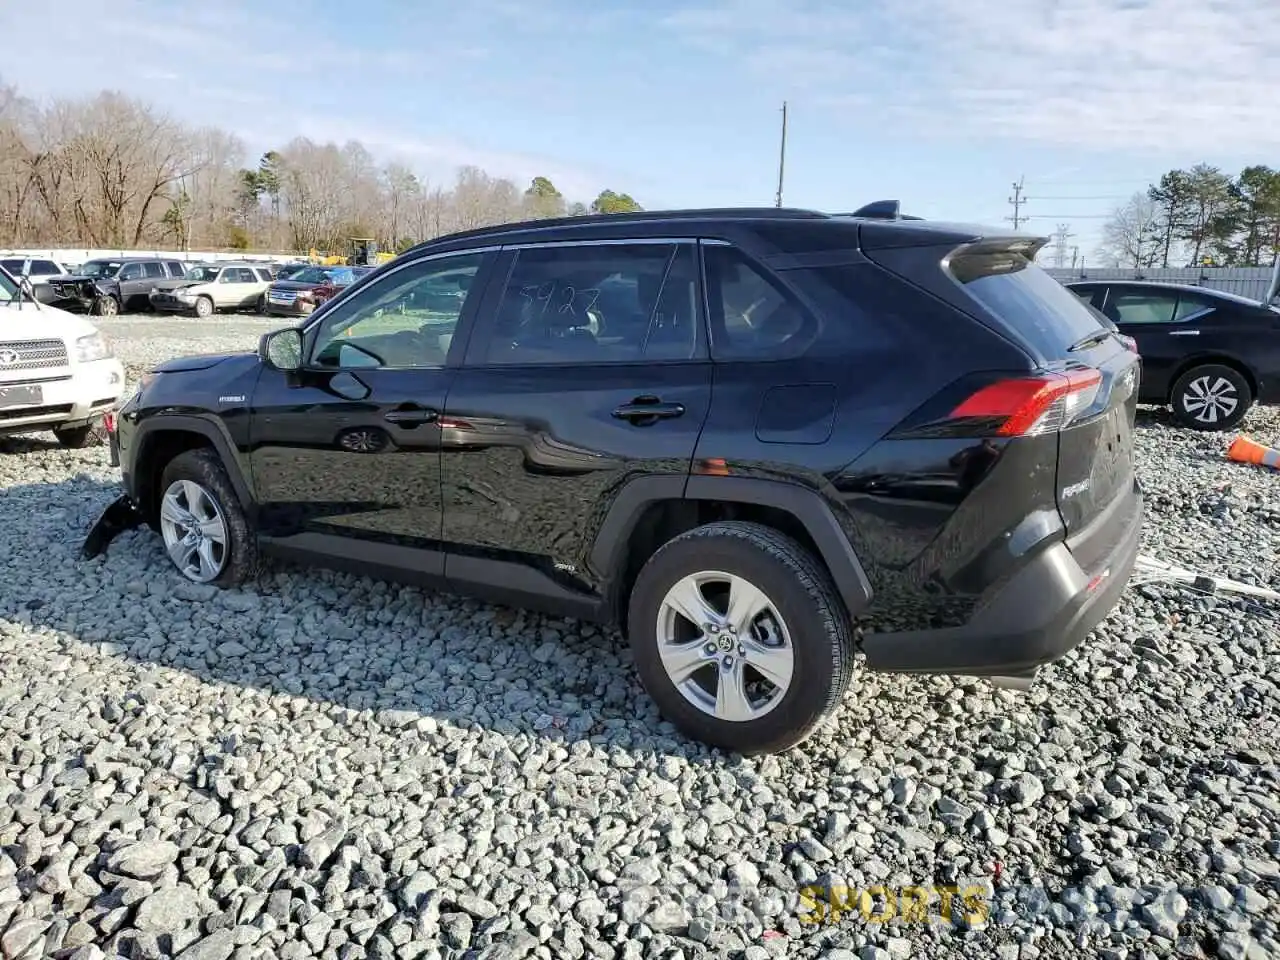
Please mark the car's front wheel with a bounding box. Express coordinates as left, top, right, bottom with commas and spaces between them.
54, 423, 97, 448
194, 296, 214, 319
94, 295, 119, 317
157, 448, 257, 587
627, 521, 855, 755
1170, 363, 1252, 431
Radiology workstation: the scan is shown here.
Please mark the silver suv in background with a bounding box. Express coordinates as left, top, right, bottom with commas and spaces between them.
150, 261, 275, 317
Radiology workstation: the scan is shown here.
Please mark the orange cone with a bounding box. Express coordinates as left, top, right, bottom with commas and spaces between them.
1226, 435, 1280, 470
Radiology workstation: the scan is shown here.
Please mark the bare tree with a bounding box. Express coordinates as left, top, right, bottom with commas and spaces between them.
0, 79, 634, 253
1097, 193, 1162, 269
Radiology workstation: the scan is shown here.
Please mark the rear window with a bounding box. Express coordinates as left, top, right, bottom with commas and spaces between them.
950, 251, 1108, 358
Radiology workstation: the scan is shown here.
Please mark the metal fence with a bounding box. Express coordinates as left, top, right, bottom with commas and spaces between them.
1043, 266, 1277, 301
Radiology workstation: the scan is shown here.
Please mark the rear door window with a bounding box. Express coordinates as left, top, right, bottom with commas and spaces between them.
950, 251, 1108, 357
143, 262, 166, 279
1103, 291, 1178, 325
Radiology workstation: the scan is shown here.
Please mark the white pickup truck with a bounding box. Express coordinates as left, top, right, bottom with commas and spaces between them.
0, 265, 126, 447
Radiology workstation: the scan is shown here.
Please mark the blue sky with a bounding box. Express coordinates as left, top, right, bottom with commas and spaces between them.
4, 0, 1280, 256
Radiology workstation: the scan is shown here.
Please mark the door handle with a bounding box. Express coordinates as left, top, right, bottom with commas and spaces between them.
384, 404, 439, 426
1169, 329, 1200, 336
612, 397, 686, 423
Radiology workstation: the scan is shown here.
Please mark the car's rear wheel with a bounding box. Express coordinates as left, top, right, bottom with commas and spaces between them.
157, 448, 257, 587
627, 520, 855, 755
95, 295, 119, 317
194, 296, 214, 319
1170, 363, 1251, 431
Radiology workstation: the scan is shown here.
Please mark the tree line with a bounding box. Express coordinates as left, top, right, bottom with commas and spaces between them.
0, 80, 643, 254
1097, 164, 1280, 269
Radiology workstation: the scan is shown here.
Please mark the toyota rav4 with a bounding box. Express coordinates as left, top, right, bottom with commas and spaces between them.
83, 204, 1144, 754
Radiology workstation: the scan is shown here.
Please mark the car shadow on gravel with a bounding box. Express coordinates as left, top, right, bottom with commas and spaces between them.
2, 475, 769, 757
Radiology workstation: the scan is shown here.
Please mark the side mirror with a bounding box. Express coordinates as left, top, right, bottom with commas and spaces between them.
260, 328, 304, 371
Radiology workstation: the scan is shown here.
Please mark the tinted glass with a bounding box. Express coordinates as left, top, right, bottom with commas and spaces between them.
1174, 295, 1214, 320
703, 244, 816, 360
483, 243, 699, 365
167, 262, 187, 278
1106, 292, 1178, 325
143, 262, 165, 279
311, 253, 484, 369
119, 263, 143, 280
951, 252, 1107, 356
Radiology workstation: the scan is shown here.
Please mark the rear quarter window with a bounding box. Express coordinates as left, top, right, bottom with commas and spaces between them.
950, 252, 1107, 358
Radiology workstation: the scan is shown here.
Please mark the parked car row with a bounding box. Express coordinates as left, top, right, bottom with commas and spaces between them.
3, 254, 372, 320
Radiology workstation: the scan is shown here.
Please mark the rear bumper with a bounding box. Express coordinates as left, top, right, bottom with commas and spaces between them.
860, 482, 1143, 678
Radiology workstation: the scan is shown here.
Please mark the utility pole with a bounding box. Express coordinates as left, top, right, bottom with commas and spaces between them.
1070, 245, 1080, 270
1051, 222, 1075, 268
1006, 176, 1027, 230
775, 101, 788, 208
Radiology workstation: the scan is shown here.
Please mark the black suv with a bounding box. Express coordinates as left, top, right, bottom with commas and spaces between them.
84, 205, 1144, 754
44, 257, 189, 315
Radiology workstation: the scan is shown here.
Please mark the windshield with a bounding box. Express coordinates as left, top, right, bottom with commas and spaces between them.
285, 267, 334, 285
79, 260, 123, 278
184, 266, 220, 282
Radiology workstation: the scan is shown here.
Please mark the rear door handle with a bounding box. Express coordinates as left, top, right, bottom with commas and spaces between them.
384, 404, 439, 426
612, 397, 686, 423
1169, 329, 1200, 336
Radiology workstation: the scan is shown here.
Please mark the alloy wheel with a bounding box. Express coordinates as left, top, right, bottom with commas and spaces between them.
655, 570, 795, 722
1182, 375, 1239, 425
159, 479, 229, 582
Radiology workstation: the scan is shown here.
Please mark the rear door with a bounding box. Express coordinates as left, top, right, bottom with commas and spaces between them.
441, 239, 711, 611
1097, 285, 1199, 398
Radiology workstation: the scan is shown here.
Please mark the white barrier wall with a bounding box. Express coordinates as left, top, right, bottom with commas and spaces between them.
0, 248, 300, 265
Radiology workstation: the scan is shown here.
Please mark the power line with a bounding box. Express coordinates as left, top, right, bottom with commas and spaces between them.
1006, 176, 1027, 230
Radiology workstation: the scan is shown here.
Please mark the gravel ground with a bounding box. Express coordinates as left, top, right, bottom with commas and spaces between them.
0, 314, 1278, 960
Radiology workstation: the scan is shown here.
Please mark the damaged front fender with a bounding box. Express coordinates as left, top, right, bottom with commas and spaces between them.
81, 495, 147, 560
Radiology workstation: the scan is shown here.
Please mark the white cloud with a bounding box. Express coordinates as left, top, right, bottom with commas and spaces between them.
663, 0, 1280, 153
0, 0, 614, 201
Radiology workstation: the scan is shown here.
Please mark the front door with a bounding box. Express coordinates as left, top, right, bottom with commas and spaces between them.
441, 239, 712, 613
248, 250, 496, 580
117, 263, 148, 308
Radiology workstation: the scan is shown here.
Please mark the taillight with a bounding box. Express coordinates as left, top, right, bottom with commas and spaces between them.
948, 368, 1103, 437
103, 411, 116, 433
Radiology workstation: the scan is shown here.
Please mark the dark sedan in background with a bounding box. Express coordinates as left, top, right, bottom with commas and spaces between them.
1066, 279, 1280, 430
262, 265, 372, 317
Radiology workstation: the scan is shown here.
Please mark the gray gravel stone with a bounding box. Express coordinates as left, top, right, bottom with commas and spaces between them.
0, 321, 1277, 959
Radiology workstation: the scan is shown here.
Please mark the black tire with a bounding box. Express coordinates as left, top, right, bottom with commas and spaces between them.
626, 520, 855, 755
54, 423, 97, 448
1170, 363, 1252, 431
94, 295, 119, 317
194, 296, 214, 319
255, 294, 267, 314
158, 448, 258, 588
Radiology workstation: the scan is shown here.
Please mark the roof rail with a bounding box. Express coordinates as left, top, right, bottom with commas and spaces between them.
840, 200, 925, 221
405, 207, 832, 253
